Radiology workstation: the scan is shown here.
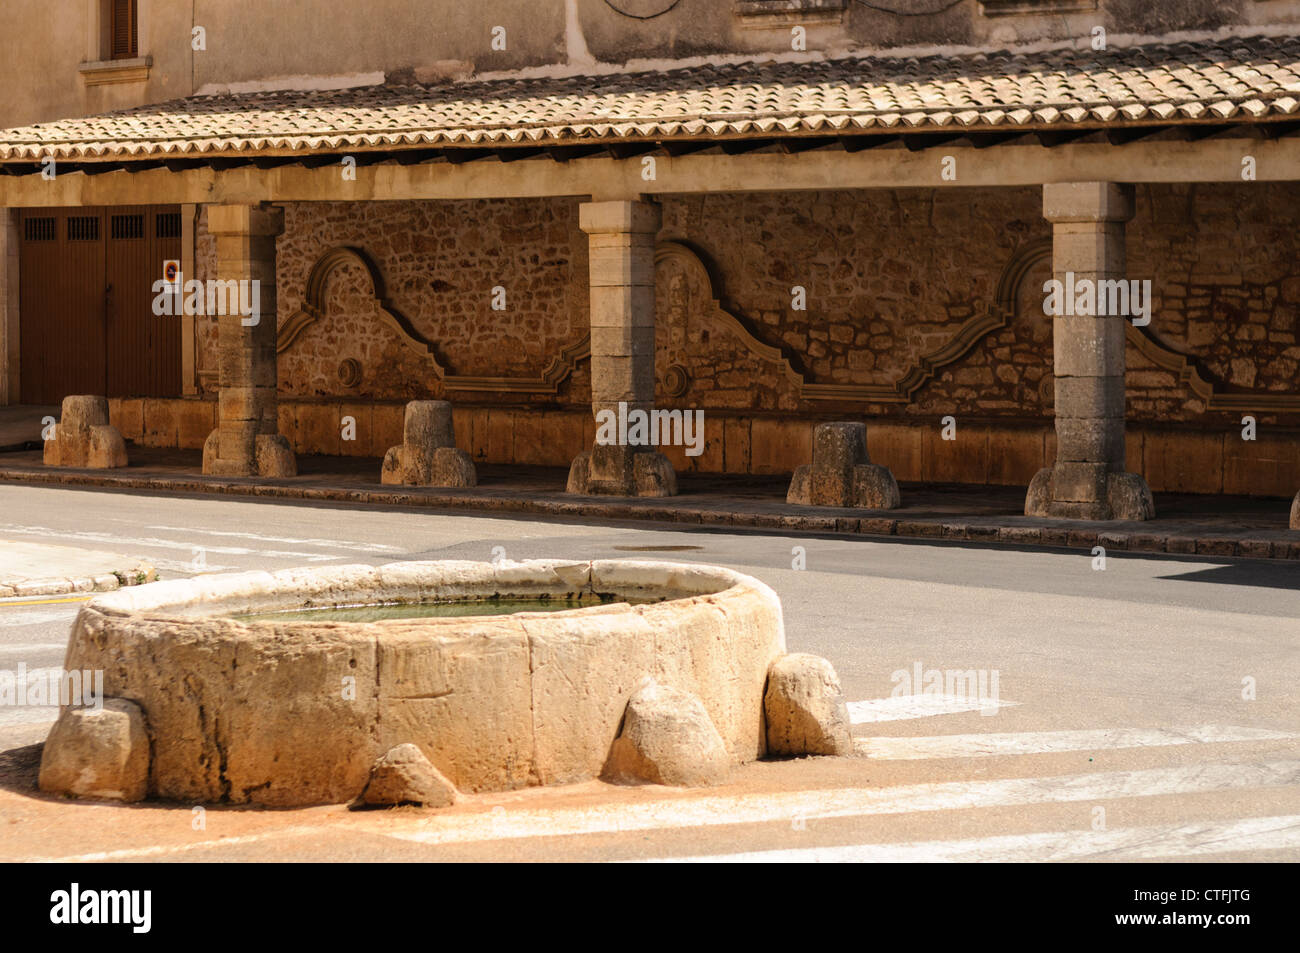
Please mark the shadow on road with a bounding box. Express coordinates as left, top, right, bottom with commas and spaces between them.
1157, 562, 1300, 591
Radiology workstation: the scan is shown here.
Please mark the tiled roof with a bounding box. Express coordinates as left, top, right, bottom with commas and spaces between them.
3, 34, 1299, 162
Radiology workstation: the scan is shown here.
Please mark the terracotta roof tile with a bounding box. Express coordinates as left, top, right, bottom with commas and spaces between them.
2, 34, 1299, 162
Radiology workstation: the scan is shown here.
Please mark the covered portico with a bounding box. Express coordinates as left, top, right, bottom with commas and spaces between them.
2, 37, 1300, 524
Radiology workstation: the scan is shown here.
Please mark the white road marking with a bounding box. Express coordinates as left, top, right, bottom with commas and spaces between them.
0, 524, 339, 561
140, 557, 239, 575
641, 814, 1300, 863
856, 724, 1300, 759
361, 759, 1300, 848
144, 524, 405, 553
0, 642, 67, 656
0, 609, 81, 627
847, 694, 1019, 723
28, 827, 328, 863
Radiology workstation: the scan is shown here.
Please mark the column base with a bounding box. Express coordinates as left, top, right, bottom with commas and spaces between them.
202, 430, 297, 478
381, 445, 476, 487
788, 462, 900, 509
566, 448, 677, 498
785, 422, 900, 509
1291, 492, 1300, 530
42, 396, 128, 469
1025, 466, 1154, 521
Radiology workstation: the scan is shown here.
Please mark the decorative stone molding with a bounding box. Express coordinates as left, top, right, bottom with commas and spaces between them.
337, 358, 362, 388
656, 239, 1028, 405
281, 240, 1296, 422
655, 241, 805, 391
78, 56, 152, 86
281, 246, 589, 395
43, 396, 128, 469
1014, 241, 1300, 414
662, 363, 690, 398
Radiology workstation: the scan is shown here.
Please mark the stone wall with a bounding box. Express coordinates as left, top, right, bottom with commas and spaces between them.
1127, 183, 1300, 427
183, 183, 1300, 491
656, 187, 1051, 419
195, 199, 591, 406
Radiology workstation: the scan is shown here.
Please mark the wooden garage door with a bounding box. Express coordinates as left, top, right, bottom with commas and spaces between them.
19, 206, 182, 404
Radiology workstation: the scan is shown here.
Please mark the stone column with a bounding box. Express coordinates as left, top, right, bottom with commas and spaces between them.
0, 209, 19, 405
1026, 182, 1153, 521
201, 204, 296, 477
566, 199, 676, 497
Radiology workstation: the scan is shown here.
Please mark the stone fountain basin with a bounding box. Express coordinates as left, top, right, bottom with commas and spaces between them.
62, 559, 786, 806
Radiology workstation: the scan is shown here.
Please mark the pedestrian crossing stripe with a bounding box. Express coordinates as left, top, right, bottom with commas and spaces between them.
847, 694, 1019, 723
356, 759, 1300, 849
856, 724, 1299, 759
638, 813, 1300, 863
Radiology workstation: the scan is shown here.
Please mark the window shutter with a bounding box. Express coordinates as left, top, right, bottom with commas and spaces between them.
110, 0, 137, 60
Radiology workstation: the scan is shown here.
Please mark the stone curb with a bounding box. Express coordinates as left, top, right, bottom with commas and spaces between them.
0, 563, 157, 599
1, 465, 1297, 561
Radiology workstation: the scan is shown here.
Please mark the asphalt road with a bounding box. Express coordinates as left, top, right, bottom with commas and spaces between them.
1, 483, 1298, 862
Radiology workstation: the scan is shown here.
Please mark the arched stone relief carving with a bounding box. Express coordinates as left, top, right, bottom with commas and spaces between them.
654, 241, 805, 396
652, 239, 1030, 405
279, 246, 589, 395
1011, 241, 1300, 413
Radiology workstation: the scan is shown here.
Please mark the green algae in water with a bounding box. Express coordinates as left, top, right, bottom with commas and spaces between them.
236, 595, 647, 624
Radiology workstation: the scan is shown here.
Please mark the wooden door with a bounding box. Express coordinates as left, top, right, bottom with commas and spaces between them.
19, 205, 182, 404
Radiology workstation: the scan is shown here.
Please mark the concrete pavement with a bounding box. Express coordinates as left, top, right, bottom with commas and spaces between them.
0, 482, 1297, 862
0, 539, 156, 596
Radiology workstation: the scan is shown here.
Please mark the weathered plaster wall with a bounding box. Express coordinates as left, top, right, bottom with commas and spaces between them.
9, 1, 1300, 130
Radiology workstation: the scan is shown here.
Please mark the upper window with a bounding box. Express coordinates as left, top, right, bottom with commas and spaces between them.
735, 0, 847, 22
109, 0, 138, 60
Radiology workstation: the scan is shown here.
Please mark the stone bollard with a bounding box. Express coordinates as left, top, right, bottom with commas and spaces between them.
381, 400, 476, 487
764, 654, 854, 757
43, 396, 128, 469
787, 421, 899, 509
603, 679, 730, 787
1291, 492, 1299, 531
39, 698, 150, 802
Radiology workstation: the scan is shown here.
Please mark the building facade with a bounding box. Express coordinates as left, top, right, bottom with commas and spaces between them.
2, 1, 1299, 518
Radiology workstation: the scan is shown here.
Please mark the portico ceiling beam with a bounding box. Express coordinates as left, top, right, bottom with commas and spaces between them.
2, 134, 1298, 207
902, 132, 966, 151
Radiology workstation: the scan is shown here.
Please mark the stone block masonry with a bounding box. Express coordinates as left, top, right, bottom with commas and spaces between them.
567, 200, 677, 497
1026, 183, 1154, 521
201, 205, 297, 478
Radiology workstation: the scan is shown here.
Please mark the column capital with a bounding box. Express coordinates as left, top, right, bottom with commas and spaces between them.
1042, 182, 1134, 224
206, 203, 285, 239
578, 199, 661, 236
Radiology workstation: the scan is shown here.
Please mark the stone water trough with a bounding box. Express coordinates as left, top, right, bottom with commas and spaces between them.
39, 560, 853, 807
